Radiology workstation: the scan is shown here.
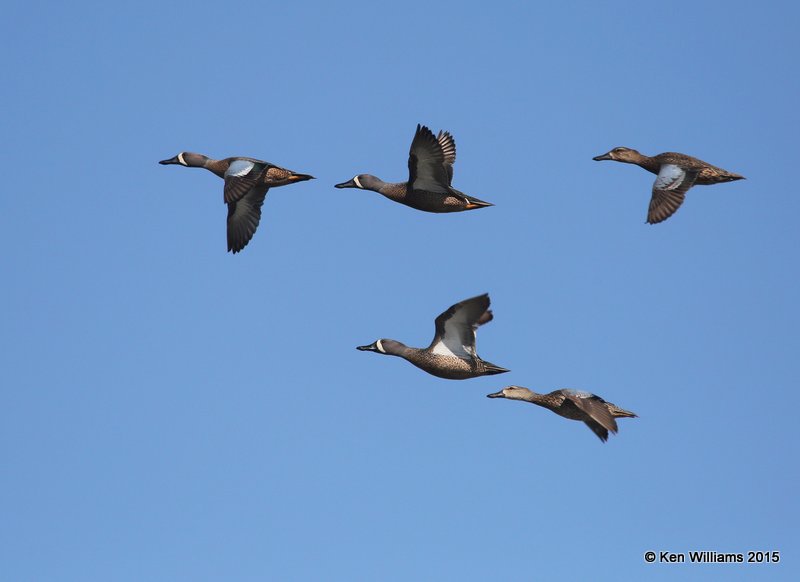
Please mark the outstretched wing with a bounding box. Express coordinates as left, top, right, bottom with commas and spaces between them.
430, 294, 492, 359
408, 124, 452, 194
226, 185, 269, 253
647, 164, 699, 224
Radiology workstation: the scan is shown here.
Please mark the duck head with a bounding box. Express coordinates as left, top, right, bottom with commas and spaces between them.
356, 339, 406, 354
487, 386, 533, 400
592, 147, 641, 163
356, 339, 388, 353
335, 174, 382, 191
159, 152, 209, 167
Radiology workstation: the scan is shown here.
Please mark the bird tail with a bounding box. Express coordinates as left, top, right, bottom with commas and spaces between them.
480, 361, 510, 375
288, 173, 315, 182
719, 172, 745, 182
463, 194, 494, 210
610, 405, 638, 418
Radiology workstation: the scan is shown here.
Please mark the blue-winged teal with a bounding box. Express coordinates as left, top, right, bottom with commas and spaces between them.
593, 147, 745, 224
487, 386, 637, 442
357, 294, 509, 379
159, 152, 314, 253
335, 124, 493, 212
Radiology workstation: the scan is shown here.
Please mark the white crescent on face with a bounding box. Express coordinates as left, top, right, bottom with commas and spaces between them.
177, 152, 187, 166
353, 175, 363, 189
375, 339, 386, 353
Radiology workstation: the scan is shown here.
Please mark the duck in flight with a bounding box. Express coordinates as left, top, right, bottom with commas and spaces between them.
357, 293, 509, 379
592, 147, 744, 224
335, 124, 493, 212
487, 386, 637, 442
159, 152, 314, 253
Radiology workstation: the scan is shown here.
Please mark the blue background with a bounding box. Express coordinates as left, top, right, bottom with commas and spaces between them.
2, 1, 797, 580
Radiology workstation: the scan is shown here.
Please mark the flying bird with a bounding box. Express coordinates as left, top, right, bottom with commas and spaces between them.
159, 152, 314, 253
487, 386, 637, 442
593, 147, 744, 224
335, 124, 493, 212
357, 293, 509, 379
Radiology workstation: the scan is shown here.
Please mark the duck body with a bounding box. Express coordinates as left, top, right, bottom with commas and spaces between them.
159, 152, 313, 253
357, 294, 509, 380
354, 178, 490, 213
363, 339, 508, 379
630, 151, 745, 185
593, 147, 744, 224
487, 386, 637, 442
335, 124, 493, 213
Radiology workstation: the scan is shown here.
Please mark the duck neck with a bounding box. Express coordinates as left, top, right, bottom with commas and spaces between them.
521, 391, 558, 409
204, 158, 227, 178
628, 152, 660, 174
379, 339, 412, 358
377, 181, 406, 202
522, 391, 544, 405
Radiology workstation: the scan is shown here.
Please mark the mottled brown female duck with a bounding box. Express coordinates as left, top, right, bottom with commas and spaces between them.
335, 124, 493, 212
159, 152, 314, 253
593, 147, 745, 224
357, 294, 509, 379
487, 386, 637, 442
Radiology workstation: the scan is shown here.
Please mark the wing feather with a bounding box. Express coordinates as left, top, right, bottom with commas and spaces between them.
430, 294, 492, 359
224, 160, 264, 204
647, 164, 699, 224
564, 392, 618, 441
408, 124, 453, 193
226, 186, 268, 253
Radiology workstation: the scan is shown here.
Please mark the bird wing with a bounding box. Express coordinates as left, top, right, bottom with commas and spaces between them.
647, 164, 699, 224
584, 420, 611, 443
224, 159, 266, 204
408, 124, 452, 194
437, 130, 457, 185
563, 392, 618, 441
226, 185, 269, 253
430, 294, 492, 359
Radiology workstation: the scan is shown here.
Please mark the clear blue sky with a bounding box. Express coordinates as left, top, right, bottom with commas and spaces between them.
2, 1, 798, 580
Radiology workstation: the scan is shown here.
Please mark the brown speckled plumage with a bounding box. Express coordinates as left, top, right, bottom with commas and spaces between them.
159, 152, 313, 253
487, 386, 637, 442
593, 147, 744, 224
398, 350, 504, 380
334, 124, 493, 213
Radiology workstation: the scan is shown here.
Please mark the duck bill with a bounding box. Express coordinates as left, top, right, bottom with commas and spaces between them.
159, 155, 181, 165
486, 391, 506, 399
334, 179, 357, 189
356, 343, 377, 352
592, 152, 613, 161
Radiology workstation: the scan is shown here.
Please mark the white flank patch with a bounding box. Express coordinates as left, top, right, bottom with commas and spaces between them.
353, 175, 363, 189
430, 341, 458, 357
375, 339, 386, 353
177, 152, 187, 166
